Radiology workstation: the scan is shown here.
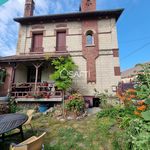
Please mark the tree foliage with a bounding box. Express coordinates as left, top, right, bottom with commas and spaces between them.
135, 64, 150, 99
50, 56, 77, 91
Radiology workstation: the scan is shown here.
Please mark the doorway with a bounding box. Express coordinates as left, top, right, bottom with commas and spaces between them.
93, 98, 100, 107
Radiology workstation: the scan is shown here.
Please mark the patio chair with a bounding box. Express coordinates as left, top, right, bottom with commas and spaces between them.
9, 132, 46, 150
23, 109, 35, 130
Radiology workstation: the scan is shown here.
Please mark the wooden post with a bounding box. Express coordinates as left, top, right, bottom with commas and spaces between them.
33, 62, 43, 93
12, 63, 19, 83
62, 90, 65, 117
34, 66, 39, 92
8, 63, 18, 96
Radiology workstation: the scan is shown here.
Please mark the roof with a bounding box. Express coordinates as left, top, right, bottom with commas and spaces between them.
14, 9, 124, 24
0, 52, 69, 63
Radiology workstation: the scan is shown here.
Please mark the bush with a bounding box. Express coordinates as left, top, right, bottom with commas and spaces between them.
65, 93, 85, 112
125, 118, 150, 150
97, 107, 119, 118
9, 97, 19, 113
97, 106, 135, 119
94, 89, 112, 108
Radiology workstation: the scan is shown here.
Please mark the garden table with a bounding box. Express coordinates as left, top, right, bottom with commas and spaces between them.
0, 113, 28, 141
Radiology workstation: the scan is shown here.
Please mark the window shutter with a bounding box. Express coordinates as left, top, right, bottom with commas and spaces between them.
56, 31, 66, 51
114, 67, 121, 76
32, 33, 43, 52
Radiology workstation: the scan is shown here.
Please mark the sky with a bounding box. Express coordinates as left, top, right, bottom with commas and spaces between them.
0, 0, 150, 71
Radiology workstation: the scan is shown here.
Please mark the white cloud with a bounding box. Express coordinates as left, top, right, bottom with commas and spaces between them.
0, 0, 51, 56
0, 0, 126, 56
0, 0, 24, 56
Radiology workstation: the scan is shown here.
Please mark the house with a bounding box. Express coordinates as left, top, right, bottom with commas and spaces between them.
0, 0, 123, 106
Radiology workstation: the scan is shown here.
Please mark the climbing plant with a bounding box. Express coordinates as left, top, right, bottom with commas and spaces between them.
50, 56, 77, 91
50, 56, 77, 115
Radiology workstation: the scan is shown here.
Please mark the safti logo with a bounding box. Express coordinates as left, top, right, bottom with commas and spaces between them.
60, 68, 90, 78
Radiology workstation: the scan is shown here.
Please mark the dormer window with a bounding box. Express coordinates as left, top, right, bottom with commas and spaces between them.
86, 30, 94, 46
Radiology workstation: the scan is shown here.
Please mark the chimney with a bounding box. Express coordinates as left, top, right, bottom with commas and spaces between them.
81, 0, 96, 12
24, 0, 35, 17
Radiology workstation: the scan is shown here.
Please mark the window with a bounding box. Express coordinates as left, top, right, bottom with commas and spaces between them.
31, 33, 43, 52
0, 69, 6, 83
86, 30, 94, 45
27, 66, 42, 82
56, 31, 66, 51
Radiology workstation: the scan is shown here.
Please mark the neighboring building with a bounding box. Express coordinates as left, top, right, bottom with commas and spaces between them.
0, 0, 123, 106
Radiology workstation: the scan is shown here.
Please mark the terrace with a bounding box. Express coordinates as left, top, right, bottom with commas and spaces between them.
11, 82, 63, 102
0, 53, 69, 101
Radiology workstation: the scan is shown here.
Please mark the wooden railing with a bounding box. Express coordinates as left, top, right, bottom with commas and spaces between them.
11, 82, 62, 99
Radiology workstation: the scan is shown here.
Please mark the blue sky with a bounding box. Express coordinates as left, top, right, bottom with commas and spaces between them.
0, 0, 150, 71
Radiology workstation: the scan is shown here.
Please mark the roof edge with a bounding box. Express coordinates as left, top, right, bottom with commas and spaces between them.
14, 8, 124, 24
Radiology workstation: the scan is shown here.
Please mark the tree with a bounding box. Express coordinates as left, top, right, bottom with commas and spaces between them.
50, 56, 77, 115
135, 64, 150, 99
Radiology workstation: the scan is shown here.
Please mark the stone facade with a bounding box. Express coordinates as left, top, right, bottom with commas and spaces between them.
15, 17, 121, 95
0, 0, 122, 98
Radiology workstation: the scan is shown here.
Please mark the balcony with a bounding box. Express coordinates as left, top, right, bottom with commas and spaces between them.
11, 82, 63, 102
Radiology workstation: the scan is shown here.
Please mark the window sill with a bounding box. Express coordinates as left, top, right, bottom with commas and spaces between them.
55, 51, 68, 53
29, 52, 44, 54
86, 44, 95, 47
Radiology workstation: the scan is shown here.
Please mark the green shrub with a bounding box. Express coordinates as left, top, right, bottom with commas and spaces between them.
125, 119, 150, 150
141, 110, 150, 121
65, 93, 85, 112
94, 89, 112, 108
135, 64, 150, 99
97, 106, 135, 119
9, 97, 20, 113
97, 107, 119, 118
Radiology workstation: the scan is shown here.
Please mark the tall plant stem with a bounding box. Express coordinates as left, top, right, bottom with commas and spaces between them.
62, 90, 65, 117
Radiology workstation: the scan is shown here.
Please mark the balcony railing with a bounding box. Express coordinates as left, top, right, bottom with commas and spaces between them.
11, 82, 62, 99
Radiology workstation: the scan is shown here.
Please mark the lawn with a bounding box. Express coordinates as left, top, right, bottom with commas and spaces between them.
0, 113, 119, 150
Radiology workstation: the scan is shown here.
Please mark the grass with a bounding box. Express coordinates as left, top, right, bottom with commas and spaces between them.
0, 113, 119, 150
